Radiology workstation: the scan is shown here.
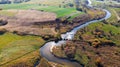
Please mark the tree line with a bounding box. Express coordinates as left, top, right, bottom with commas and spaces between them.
0, 0, 30, 4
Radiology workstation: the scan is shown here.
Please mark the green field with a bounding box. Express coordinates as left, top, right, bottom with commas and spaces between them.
0, 3, 83, 17
0, 33, 45, 66
25, 0, 73, 5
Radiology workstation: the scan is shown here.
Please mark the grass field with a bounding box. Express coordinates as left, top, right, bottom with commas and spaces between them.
0, 33, 45, 66
25, 0, 73, 5
2, 50, 41, 67
0, 0, 83, 18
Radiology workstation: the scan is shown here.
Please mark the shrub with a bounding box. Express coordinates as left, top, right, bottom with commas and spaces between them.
92, 29, 105, 38
95, 57, 103, 67
0, 20, 8, 26
62, 41, 77, 59
0, 28, 7, 34
0, 8, 2, 10
89, 39, 115, 48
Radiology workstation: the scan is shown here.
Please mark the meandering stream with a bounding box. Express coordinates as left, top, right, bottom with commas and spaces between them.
40, 0, 111, 67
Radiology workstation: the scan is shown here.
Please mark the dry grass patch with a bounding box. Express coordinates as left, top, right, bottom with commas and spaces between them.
0, 10, 57, 36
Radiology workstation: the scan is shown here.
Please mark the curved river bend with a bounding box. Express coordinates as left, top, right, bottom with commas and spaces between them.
40, 0, 111, 67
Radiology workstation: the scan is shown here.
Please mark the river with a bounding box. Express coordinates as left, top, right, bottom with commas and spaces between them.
40, 0, 111, 67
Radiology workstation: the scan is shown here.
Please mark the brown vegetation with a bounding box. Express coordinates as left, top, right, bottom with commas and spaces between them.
0, 10, 57, 37
53, 40, 120, 67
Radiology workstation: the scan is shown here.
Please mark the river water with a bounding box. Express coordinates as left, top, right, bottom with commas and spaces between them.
40, 0, 111, 67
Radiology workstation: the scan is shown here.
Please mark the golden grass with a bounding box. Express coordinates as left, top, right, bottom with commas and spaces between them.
2, 50, 41, 67
0, 10, 16, 16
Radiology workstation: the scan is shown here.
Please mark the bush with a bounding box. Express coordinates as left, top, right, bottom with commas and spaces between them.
0, 28, 7, 34
95, 57, 103, 67
0, 20, 8, 26
0, 8, 2, 10
61, 41, 77, 59
92, 29, 105, 38
89, 39, 115, 48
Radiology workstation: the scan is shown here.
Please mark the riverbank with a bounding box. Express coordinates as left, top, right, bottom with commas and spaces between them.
52, 7, 120, 67
40, 9, 111, 67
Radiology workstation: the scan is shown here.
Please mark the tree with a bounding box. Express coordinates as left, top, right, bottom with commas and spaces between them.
68, 3, 74, 7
